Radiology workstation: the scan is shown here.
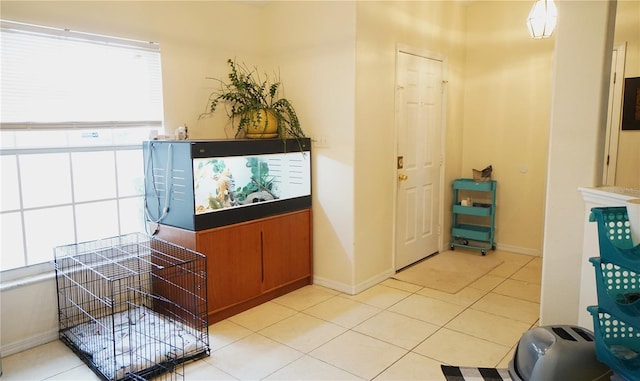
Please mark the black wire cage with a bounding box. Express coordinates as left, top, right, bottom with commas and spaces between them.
54, 233, 210, 381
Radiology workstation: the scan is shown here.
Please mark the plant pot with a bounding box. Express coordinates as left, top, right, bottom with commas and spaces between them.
244, 109, 278, 139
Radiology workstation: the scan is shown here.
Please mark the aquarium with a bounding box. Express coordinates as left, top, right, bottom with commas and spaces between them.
143, 138, 311, 231
193, 153, 310, 214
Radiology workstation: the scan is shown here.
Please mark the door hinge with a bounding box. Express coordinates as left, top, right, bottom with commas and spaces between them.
441, 80, 448, 94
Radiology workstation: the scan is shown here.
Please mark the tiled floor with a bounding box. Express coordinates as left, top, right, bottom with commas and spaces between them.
2, 250, 542, 381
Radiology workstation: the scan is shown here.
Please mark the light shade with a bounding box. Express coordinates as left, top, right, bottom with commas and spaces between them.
527, 0, 558, 39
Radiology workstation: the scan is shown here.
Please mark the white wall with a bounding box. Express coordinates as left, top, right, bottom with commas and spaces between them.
540, 0, 617, 325
1, 275, 58, 355
263, 1, 358, 292
463, 1, 553, 255
353, 1, 468, 289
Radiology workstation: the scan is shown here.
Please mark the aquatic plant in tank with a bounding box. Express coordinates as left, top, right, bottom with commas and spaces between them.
193, 155, 282, 215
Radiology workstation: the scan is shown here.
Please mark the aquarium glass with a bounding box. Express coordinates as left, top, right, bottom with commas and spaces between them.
193, 152, 310, 215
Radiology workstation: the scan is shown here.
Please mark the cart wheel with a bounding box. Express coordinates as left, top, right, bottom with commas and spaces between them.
450, 244, 455, 250
481, 250, 486, 256
463, 240, 469, 246
492, 245, 496, 250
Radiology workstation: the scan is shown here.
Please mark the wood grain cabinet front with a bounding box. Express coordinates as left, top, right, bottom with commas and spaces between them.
156, 208, 312, 323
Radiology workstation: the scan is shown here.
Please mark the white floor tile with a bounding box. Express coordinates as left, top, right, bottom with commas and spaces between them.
310, 331, 407, 380
208, 319, 253, 351
445, 309, 532, 347
468, 274, 506, 291
471, 292, 540, 324
272, 285, 339, 311
416, 285, 487, 307
380, 278, 423, 293
264, 355, 363, 380
208, 333, 303, 380
227, 301, 298, 331
493, 278, 541, 303
489, 261, 525, 278
413, 328, 511, 368
259, 312, 347, 353
303, 295, 381, 328
497, 346, 516, 369
44, 364, 102, 381
2, 341, 82, 381
388, 294, 466, 326
342, 284, 412, 309
374, 352, 447, 381
184, 359, 236, 380
511, 265, 542, 284
353, 310, 439, 350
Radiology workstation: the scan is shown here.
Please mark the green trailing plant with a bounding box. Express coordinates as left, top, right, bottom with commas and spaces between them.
199, 59, 305, 139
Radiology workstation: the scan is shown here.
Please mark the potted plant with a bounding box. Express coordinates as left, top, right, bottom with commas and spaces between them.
200, 59, 305, 139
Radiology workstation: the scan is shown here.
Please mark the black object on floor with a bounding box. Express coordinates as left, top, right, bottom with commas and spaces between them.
441, 365, 512, 381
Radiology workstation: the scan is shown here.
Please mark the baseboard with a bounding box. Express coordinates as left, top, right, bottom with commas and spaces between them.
312, 276, 353, 294
495, 242, 541, 257
1, 329, 58, 357
352, 269, 396, 295
313, 269, 395, 296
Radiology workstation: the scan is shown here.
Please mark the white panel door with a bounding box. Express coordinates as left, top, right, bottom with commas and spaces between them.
395, 51, 443, 270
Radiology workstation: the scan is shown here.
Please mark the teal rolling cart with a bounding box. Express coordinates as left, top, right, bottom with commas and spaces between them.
449, 178, 497, 255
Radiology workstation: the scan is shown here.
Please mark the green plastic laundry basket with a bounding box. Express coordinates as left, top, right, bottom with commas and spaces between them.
590, 207, 640, 272
587, 306, 640, 380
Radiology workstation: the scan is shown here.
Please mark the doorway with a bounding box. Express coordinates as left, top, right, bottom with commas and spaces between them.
603, 43, 627, 185
394, 47, 446, 271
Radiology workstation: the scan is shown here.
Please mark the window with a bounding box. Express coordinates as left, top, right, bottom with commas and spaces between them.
0, 20, 163, 273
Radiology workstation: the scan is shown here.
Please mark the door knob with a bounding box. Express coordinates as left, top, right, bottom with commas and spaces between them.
398, 174, 408, 181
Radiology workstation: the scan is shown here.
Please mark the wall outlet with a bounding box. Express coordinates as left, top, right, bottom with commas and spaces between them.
313, 135, 329, 148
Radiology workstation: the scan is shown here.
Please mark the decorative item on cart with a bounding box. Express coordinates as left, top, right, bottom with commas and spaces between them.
55, 233, 210, 381
472, 164, 492, 182
199, 58, 305, 140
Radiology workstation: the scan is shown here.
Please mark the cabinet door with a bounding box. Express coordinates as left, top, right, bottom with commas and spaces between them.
261, 210, 312, 291
197, 222, 263, 311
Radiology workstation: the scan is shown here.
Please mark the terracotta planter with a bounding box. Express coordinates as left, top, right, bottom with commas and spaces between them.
244, 109, 278, 139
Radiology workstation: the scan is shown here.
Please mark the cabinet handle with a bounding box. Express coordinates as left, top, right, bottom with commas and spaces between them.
260, 231, 264, 283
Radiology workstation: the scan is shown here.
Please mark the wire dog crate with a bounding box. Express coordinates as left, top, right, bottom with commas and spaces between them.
54, 233, 209, 381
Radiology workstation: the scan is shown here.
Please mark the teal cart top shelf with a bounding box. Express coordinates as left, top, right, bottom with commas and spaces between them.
452, 178, 496, 191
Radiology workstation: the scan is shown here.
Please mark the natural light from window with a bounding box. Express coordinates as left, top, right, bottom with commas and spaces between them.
0, 20, 163, 273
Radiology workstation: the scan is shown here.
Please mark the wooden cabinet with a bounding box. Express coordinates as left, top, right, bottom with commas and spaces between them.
156, 209, 312, 323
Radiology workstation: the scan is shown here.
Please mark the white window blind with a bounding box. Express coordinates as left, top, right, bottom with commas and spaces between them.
0, 20, 163, 274
1, 19, 163, 128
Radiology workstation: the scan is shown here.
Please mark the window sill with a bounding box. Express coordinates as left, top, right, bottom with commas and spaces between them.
0, 262, 56, 292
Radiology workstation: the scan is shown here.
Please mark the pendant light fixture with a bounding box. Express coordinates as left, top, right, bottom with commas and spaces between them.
527, 0, 558, 39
